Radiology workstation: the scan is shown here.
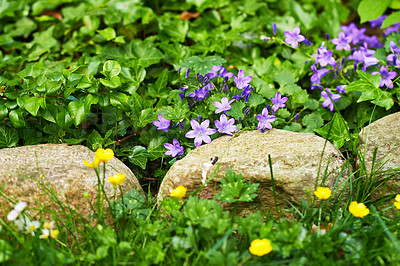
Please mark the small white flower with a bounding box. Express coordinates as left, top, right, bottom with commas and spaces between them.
26, 220, 41, 235
14, 202, 27, 212
7, 210, 19, 221
40, 228, 50, 239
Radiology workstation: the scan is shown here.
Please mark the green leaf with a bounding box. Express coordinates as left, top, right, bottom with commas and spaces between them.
315, 113, 349, 148
110, 92, 130, 111
131, 42, 164, 68
0, 239, 13, 263
159, 101, 189, 121
382, 11, 400, 29
358, 0, 391, 23
181, 56, 227, 76
56, 108, 73, 129
228, 101, 245, 120
102, 60, 121, 78
0, 103, 8, 120
302, 113, 323, 133
247, 93, 265, 108
127, 146, 149, 169
68, 101, 87, 127
215, 168, 259, 203
138, 108, 155, 128
25, 96, 44, 117
97, 27, 116, 41
148, 136, 168, 160
371, 91, 394, 110
8, 108, 25, 128
0, 126, 19, 148
148, 69, 169, 99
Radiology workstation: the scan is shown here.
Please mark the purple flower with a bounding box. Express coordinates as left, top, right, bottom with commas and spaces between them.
214, 114, 238, 135
152, 114, 171, 132
188, 86, 211, 102
271, 92, 288, 111
295, 113, 300, 122
240, 85, 253, 103
233, 70, 252, 89
310, 65, 329, 89
341, 23, 366, 45
369, 15, 387, 28
372, 65, 397, 88
219, 67, 234, 79
284, 27, 305, 48
362, 56, 379, 71
185, 119, 216, 147
185, 68, 191, 78
164, 139, 184, 157
363, 35, 382, 49
383, 23, 400, 36
272, 23, 277, 35
331, 32, 352, 51
387, 54, 400, 67
390, 41, 400, 54
336, 85, 347, 94
256, 108, 276, 131
244, 107, 250, 116
304, 39, 313, 46
206, 65, 222, 80
321, 89, 341, 112
232, 94, 241, 101
213, 97, 234, 114
316, 48, 336, 67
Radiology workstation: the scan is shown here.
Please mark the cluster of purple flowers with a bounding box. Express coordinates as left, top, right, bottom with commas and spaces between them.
304, 15, 399, 112
158, 17, 400, 157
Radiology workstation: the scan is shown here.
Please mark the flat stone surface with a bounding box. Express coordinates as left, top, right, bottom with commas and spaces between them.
359, 112, 400, 201
158, 129, 349, 213
0, 144, 142, 219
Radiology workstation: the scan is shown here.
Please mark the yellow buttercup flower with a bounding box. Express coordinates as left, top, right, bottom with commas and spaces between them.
171, 186, 187, 199
314, 187, 332, 200
349, 201, 370, 218
50, 229, 59, 239
84, 156, 100, 169
249, 239, 272, 257
394, 194, 400, 210
108, 173, 126, 186
95, 148, 114, 163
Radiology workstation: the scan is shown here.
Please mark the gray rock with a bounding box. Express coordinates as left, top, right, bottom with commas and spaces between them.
0, 144, 142, 219
158, 130, 349, 213
359, 112, 400, 201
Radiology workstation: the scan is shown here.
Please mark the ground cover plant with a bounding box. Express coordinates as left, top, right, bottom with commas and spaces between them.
1, 0, 400, 264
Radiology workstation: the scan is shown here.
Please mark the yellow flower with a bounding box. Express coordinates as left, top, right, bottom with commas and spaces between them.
249, 239, 272, 257
171, 186, 187, 199
349, 201, 370, 218
95, 148, 114, 163
50, 229, 59, 239
394, 194, 400, 210
108, 173, 126, 186
314, 187, 332, 200
84, 156, 100, 169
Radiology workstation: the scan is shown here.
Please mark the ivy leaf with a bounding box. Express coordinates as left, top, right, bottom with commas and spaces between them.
68, 100, 87, 127
97, 27, 116, 41
148, 136, 168, 160
127, 146, 149, 169
371, 91, 394, 110
56, 108, 73, 129
8, 108, 25, 128
131, 42, 164, 68
0, 126, 19, 148
181, 56, 227, 76
25, 96, 44, 117
315, 113, 349, 148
